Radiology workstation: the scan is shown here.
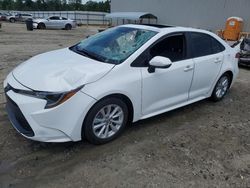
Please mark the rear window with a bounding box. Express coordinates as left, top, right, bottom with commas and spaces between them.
189, 32, 225, 58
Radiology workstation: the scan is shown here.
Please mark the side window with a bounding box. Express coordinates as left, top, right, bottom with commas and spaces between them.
62, 17, 67, 20
189, 32, 225, 58
189, 33, 212, 58
149, 34, 186, 62
49, 16, 60, 20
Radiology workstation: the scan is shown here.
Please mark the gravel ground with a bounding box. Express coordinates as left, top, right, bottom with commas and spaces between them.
0, 23, 250, 188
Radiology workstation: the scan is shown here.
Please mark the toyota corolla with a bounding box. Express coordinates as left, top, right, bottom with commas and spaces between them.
4, 24, 239, 144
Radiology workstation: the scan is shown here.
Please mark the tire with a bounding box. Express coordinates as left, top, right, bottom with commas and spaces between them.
211, 74, 231, 102
37, 23, 46, 30
65, 24, 72, 30
9, 18, 15, 23
83, 97, 129, 145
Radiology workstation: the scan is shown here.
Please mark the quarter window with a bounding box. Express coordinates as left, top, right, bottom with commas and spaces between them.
211, 37, 225, 54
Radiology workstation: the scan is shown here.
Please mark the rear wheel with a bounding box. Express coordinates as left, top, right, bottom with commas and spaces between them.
37, 23, 46, 29
83, 98, 128, 145
211, 74, 231, 101
9, 18, 15, 23
65, 24, 72, 30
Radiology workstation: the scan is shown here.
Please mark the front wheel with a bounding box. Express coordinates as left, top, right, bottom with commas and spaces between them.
83, 98, 128, 145
211, 74, 231, 101
37, 23, 46, 29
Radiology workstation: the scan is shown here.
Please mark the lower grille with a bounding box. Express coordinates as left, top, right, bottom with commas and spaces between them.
5, 94, 34, 137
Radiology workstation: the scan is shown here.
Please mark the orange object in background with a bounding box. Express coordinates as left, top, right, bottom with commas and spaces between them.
223, 17, 243, 41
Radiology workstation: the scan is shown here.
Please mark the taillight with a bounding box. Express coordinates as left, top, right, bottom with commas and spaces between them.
235, 52, 240, 59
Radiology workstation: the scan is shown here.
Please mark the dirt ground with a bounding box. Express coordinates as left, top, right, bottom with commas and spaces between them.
0, 23, 250, 188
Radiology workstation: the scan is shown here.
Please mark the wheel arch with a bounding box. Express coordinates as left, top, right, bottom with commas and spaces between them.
9, 17, 15, 22
65, 23, 72, 29
221, 70, 234, 86
208, 69, 234, 98
81, 93, 135, 138
38, 22, 46, 28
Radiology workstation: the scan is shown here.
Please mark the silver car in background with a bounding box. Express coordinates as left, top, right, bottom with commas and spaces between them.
6, 13, 33, 23
33, 16, 77, 30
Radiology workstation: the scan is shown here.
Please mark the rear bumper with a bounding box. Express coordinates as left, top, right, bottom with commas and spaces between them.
239, 57, 250, 62
239, 56, 250, 66
239, 61, 250, 66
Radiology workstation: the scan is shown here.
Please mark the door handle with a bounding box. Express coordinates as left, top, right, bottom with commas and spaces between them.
184, 65, 194, 72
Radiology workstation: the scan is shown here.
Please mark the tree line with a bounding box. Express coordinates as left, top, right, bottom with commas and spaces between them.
0, 0, 110, 12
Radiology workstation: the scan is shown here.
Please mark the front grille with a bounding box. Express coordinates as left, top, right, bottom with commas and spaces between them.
5, 94, 34, 137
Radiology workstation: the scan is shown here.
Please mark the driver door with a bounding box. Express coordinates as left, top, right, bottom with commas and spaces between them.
141, 33, 194, 116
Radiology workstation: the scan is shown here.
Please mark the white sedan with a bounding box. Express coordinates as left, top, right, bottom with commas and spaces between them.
33, 16, 76, 30
4, 24, 239, 144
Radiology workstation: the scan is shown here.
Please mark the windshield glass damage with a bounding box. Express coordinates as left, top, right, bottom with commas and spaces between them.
70, 27, 157, 64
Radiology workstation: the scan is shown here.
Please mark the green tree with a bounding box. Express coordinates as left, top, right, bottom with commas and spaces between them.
1, 0, 14, 10
24, 0, 34, 10
0, 0, 110, 12
15, 0, 23, 10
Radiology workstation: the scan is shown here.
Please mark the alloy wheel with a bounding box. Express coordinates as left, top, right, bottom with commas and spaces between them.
92, 104, 124, 139
215, 76, 229, 99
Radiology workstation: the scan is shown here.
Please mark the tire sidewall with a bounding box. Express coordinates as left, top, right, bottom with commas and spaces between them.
38, 23, 45, 29
65, 24, 72, 30
10, 18, 15, 23
211, 74, 230, 101
83, 98, 128, 145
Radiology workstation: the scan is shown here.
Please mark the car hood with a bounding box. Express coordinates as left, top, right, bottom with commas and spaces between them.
13, 48, 115, 92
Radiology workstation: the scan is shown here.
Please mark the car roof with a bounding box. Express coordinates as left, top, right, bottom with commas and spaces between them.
120, 24, 213, 35
119, 24, 229, 49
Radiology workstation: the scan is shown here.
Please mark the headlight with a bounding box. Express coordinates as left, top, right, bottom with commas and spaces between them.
12, 86, 83, 109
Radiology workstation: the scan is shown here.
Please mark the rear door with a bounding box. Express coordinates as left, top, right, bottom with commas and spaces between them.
60, 17, 68, 28
187, 32, 225, 99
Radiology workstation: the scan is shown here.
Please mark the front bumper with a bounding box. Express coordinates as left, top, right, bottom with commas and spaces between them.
4, 74, 96, 142
6, 94, 35, 137
32, 22, 38, 29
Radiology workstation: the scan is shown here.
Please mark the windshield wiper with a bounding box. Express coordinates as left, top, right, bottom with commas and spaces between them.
71, 46, 106, 62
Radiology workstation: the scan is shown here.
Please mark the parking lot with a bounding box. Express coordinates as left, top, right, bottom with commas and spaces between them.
0, 23, 250, 188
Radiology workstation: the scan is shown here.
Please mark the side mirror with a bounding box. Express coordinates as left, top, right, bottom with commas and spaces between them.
148, 56, 172, 73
